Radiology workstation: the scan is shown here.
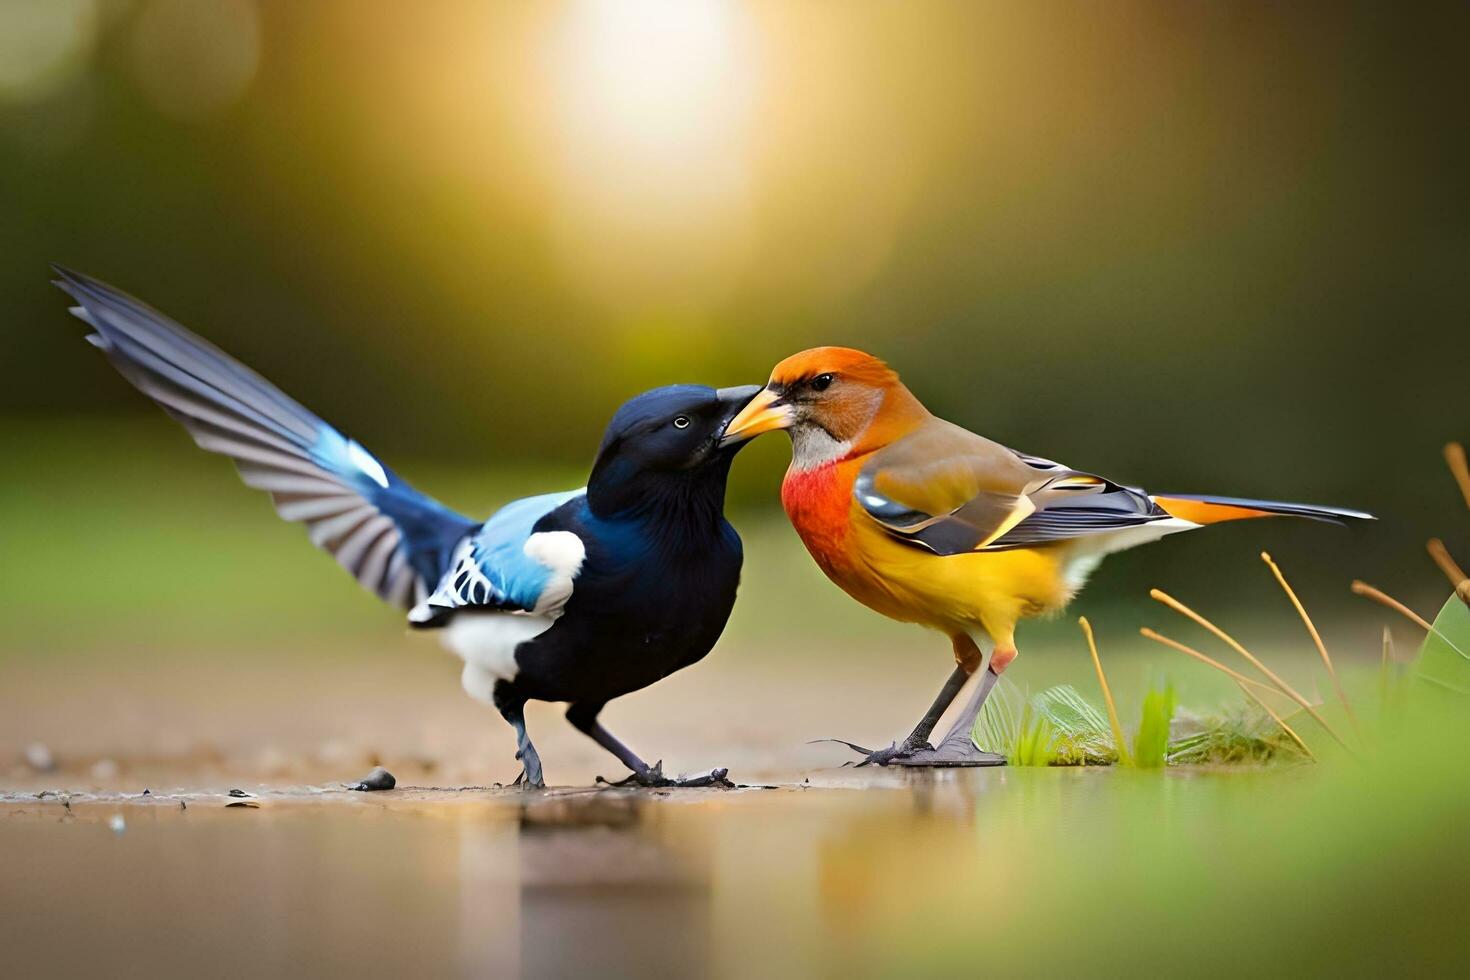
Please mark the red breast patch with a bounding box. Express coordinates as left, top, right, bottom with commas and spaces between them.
781, 464, 853, 571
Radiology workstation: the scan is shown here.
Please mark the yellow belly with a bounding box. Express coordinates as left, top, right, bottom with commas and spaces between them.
818, 504, 1071, 643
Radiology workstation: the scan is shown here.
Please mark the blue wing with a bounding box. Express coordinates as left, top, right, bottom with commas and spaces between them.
54, 266, 476, 609
410, 490, 587, 625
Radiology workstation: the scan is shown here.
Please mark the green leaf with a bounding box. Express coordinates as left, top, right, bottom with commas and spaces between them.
1414, 595, 1470, 695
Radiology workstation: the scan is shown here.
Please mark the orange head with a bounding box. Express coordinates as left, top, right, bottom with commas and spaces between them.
720, 347, 928, 464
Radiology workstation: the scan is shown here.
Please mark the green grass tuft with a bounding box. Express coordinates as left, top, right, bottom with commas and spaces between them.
1131, 683, 1176, 768
974, 681, 1117, 766
1032, 684, 1116, 764
973, 680, 1056, 766
972, 679, 1313, 767
1166, 706, 1308, 765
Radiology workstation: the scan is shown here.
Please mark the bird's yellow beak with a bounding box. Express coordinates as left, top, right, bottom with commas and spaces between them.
719, 387, 792, 446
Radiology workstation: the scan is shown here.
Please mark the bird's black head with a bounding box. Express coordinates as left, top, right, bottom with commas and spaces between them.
587, 384, 761, 518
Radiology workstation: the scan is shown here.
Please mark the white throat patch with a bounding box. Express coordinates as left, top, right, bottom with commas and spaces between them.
790, 425, 852, 471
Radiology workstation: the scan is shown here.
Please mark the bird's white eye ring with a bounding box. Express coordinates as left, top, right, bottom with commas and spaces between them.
673, 416, 690, 429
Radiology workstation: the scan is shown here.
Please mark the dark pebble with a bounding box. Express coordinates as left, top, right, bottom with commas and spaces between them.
350, 766, 396, 792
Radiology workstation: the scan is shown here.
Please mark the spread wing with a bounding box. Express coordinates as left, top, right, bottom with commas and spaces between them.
409, 490, 587, 626
55, 265, 477, 607
855, 419, 1169, 556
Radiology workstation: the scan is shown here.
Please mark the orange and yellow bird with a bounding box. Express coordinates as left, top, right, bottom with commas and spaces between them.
720, 347, 1372, 767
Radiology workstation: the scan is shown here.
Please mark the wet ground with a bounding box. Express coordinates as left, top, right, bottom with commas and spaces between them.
0, 647, 1016, 977
0, 767, 1286, 979
6, 647, 1469, 977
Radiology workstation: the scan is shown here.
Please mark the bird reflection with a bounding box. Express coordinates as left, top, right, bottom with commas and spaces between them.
456, 790, 714, 977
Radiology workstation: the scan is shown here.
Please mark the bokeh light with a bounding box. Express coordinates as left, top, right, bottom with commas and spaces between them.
0, 0, 98, 105
129, 0, 260, 122
544, 0, 759, 309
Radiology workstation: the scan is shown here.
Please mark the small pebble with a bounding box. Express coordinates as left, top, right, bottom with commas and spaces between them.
349, 766, 396, 792
24, 743, 55, 773
228, 788, 253, 798
108, 814, 126, 835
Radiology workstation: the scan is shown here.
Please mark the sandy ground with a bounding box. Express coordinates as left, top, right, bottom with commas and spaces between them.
0, 644, 1084, 978
0, 770, 1073, 979
0, 640, 978, 795
8, 640, 1470, 978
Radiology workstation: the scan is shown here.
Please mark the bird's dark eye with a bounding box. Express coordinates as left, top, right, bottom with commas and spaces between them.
811, 373, 835, 392
672, 416, 690, 429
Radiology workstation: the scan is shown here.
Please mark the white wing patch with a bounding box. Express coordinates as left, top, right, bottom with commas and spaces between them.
413, 537, 495, 620
428, 533, 585, 683
523, 530, 585, 614
347, 440, 389, 488
411, 529, 587, 622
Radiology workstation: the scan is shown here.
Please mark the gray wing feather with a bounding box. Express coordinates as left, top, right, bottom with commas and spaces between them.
55, 266, 476, 608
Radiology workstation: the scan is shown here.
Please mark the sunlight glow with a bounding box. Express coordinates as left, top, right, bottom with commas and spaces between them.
545, 0, 760, 307
130, 0, 261, 122
554, 0, 749, 159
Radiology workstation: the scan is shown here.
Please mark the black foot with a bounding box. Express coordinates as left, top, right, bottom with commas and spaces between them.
814, 734, 933, 767
597, 761, 735, 789
818, 733, 1006, 768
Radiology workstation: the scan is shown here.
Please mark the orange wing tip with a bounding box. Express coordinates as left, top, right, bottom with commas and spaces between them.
1150, 494, 1373, 525
1151, 496, 1273, 525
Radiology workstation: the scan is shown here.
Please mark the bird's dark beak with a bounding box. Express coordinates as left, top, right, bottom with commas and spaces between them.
719, 385, 792, 447
714, 385, 763, 452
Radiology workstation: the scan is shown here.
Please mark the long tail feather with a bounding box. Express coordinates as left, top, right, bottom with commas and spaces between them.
1150, 494, 1374, 526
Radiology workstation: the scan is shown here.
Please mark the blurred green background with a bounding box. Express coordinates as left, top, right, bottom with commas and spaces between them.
1, 0, 1466, 664
4, 9, 1468, 974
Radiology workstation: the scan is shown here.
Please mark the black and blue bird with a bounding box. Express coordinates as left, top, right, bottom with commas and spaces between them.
53, 267, 760, 788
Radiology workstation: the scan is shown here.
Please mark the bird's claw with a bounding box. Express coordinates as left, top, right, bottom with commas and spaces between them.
817, 735, 942, 767
597, 761, 735, 789
809, 737, 877, 758
859, 738, 938, 767
512, 771, 547, 788
512, 747, 546, 788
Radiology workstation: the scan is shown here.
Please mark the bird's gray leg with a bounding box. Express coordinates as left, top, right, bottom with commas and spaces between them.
494, 683, 544, 788
890, 667, 1006, 767
566, 702, 648, 773
906, 664, 972, 746
818, 664, 970, 766
566, 703, 732, 788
